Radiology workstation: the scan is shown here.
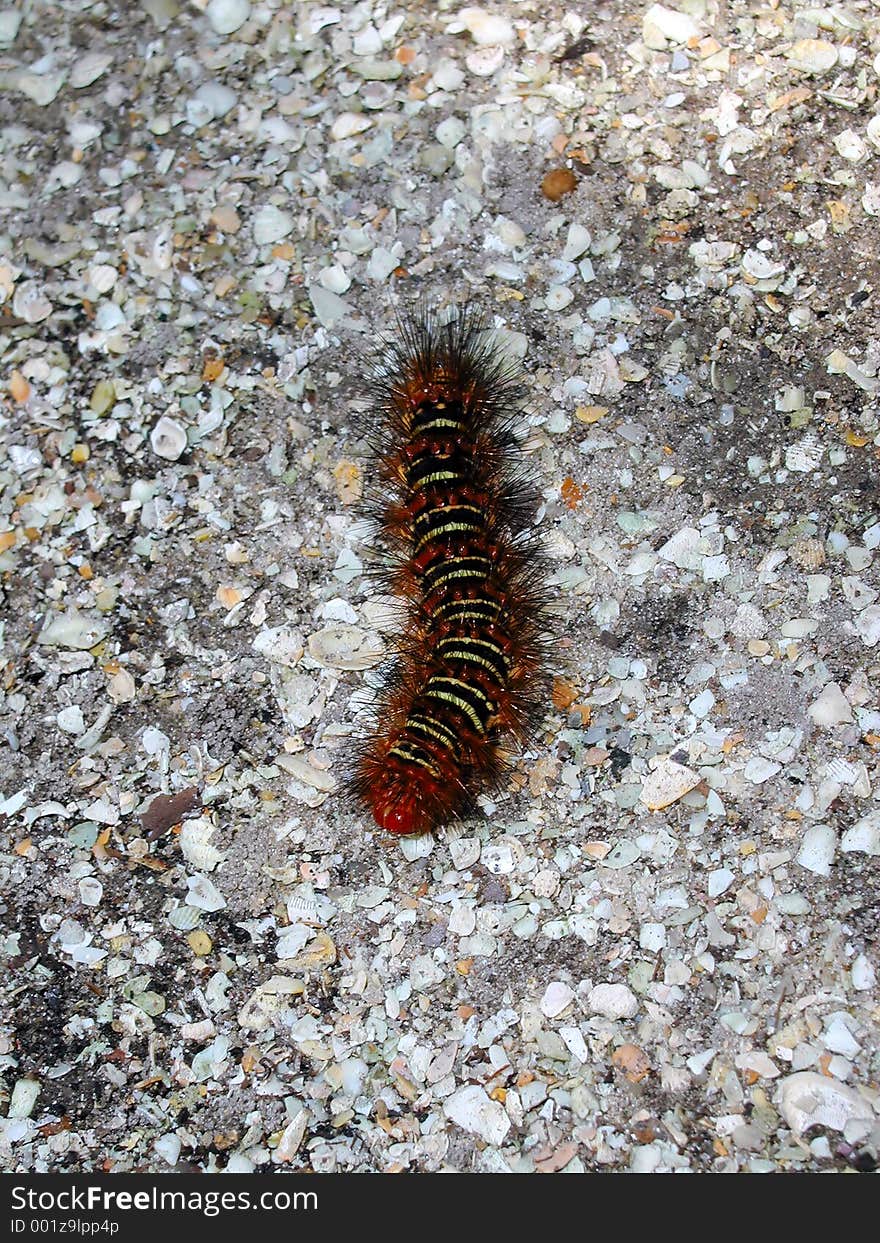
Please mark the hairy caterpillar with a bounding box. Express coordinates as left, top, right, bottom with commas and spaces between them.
349, 305, 551, 836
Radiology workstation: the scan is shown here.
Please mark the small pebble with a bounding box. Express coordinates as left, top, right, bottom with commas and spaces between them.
640, 757, 701, 810
13, 281, 53, 323
466, 45, 505, 76
851, 955, 876, 990
444, 1085, 510, 1145
186, 874, 226, 912
808, 682, 853, 727
840, 813, 880, 856
854, 605, 880, 646
187, 82, 237, 125
642, 4, 702, 50
786, 38, 838, 75
150, 415, 188, 461
588, 983, 638, 1020
206, 0, 250, 36
331, 113, 372, 141
796, 824, 836, 876
562, 224, 591, 261
638, 923, 666, 953
57, 705, 85, 735
253, 204, 294, 245
38, 611, 109, 650
778, 1072, 872, 1136
309, 284, 349, 327
9, 1079, 40, 1120
541, 168, 577, 202
541, 980, 575, 1018
546, 286, 574, 311
458, 8, 515, 47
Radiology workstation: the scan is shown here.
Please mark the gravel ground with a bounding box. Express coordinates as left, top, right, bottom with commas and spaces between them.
1, 0, 879, 1174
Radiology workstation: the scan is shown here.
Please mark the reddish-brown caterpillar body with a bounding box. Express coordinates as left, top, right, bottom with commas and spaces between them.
349, 305, 551, 837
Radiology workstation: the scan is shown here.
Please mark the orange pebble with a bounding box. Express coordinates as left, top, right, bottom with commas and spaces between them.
9, 370, 30, 403
541, 167, 578, 202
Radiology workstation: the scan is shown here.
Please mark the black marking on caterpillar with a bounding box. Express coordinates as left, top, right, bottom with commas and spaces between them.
348, 304, 552, 837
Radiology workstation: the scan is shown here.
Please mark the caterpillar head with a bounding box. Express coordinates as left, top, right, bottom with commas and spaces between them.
370, 787, 428, 836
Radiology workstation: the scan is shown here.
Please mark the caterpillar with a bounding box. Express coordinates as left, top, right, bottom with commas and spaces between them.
349, 305, 551, 837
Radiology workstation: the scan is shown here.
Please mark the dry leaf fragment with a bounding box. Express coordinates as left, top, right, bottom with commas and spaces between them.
201, 355, 225, 383
333, 460, 362, 505
552, 677, 577, 710
216, 585, 241, 609
561, 476, 586, 508
140, 787, 201, 840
